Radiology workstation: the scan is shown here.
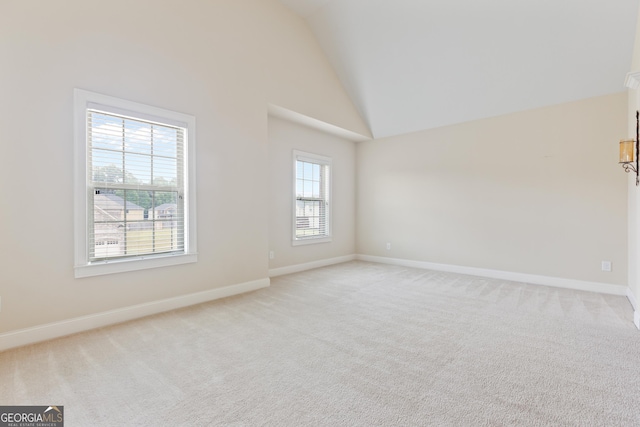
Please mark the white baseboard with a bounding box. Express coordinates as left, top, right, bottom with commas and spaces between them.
269, 254, 357, 277
0, 278, 270, 353
626, 289, 640, 330
628, 288, 638, 311
357, 254, 628, 296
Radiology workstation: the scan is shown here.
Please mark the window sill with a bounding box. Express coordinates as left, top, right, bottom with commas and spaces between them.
292, 237, 332, 246
75, 253, 198, 278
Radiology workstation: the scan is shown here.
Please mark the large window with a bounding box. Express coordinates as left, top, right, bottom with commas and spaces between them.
74, 89, 197, 277
293, 150, 331, 245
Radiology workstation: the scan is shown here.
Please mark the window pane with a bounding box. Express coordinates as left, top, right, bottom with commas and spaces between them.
153, 127, 179, 157
92, 189, 126, 259
124, 189, 151, 215
125, 224, 154, 256
154, 156, 178, 184
124, 120, 152, 155
90, 113, 123, 151
92, 159, 124, 184
303, 181, 313, 197
296, 179, 303, 197
152, 192, 179, 252
94, 190, 125, 222
124, 153, 152, 185
92, 222, 124, 258
124, 190, 152, 255
296, 161, 303, 179
296, 199, 323, 237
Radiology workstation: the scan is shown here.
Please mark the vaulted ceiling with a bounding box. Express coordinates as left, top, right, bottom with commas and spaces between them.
278, 0, 639, 138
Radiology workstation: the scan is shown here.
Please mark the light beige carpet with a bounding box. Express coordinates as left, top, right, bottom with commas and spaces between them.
1, 261, 639, 426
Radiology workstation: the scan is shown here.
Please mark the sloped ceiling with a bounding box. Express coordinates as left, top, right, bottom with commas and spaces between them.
279, 0, 639, 138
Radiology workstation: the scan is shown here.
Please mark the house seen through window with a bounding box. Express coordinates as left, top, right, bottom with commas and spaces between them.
89, 110, 184, 260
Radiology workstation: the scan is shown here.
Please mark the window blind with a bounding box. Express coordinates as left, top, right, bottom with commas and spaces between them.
87, 110, 185, 261
295, 156, 330, 240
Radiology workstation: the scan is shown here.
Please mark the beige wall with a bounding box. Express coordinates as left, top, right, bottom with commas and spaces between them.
0, 0, 368, 334
357, 93, 628, 286
628, 89, 639, 305
627, 6, 640, 307
268, 117, 356, 269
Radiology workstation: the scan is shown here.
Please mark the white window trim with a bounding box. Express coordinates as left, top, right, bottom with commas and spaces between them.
74, 89, 197, 278
292, 150, 332, 246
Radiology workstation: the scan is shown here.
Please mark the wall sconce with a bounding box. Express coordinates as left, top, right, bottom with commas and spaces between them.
620, 111, 640, 186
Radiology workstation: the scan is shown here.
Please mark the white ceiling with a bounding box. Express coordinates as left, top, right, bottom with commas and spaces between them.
278, 0, 640, 138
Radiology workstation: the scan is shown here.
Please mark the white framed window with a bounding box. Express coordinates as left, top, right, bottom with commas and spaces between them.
74, 89, 197, 278
293, 150, 332, 245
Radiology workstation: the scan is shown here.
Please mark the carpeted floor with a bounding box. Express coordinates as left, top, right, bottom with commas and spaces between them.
1, 261, 639, 426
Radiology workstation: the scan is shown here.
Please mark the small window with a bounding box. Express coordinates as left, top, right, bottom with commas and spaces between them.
74, 89, 197, 278
293, 150, 332, 245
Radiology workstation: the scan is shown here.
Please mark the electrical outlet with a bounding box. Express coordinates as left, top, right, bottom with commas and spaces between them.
386, 242, 391, 250
269, 250, 275, 260
601, 261, 612, 272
